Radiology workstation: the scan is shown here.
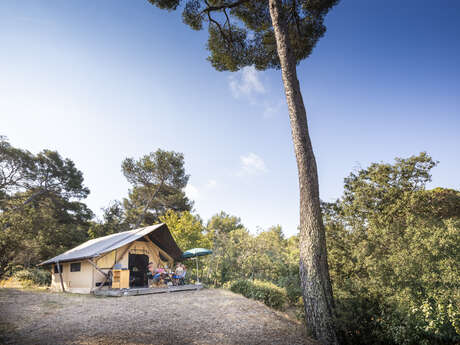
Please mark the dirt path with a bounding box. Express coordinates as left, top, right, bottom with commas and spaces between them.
0, 288, 316, 345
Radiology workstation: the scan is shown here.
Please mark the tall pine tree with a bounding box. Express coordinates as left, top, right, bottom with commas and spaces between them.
144, 1, 339, 342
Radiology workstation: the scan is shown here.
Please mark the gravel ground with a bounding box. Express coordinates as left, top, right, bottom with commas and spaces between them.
0, 288, 316, 345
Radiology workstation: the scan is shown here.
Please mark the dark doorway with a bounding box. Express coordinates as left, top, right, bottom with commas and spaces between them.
128, 253, 149, 287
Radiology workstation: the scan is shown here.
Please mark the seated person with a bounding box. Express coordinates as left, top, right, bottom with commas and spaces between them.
147, 262, 156, 284
150, 265, 165, 286
173, 263, 186, 286
147, 262, 155, 277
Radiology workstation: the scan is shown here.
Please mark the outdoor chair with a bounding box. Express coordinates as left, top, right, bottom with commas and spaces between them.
178, 270, 186, 285
173, 271, 186, 286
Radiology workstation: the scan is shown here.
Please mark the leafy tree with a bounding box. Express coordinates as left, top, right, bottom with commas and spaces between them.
325, 154, 460, 345
88, 200, 129, 239
204, 213, 296, 293
144, 0, 340, 341
121, 149, 192, 227
0, 136, 35, 197
0, 139, 92, 276
0, 137, 89, 206
160, 210, 211, 281
160, 210, 210, 250
205, 212, 248, 284
206, 211, 244, 235
340, 152, 437, 230
252, 225, 287, 282
205, 225, 254, 285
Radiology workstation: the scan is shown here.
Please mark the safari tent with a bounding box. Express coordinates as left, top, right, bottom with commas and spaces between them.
39, 223, 182, 294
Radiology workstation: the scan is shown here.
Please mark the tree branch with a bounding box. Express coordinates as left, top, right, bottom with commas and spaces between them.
223, 8, 234, 42
207, 11, 232, 45
134, 180, 164, 228
202, 0, 249, 13
292, 0, 301, 36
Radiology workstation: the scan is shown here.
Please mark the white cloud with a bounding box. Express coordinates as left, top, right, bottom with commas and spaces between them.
239, 153, 268, 176
206, 179, 217, 189
184, 179, 218, 202
228, 66, 285, 118
229, 66, 265, 100
184, 183, 200, 200
263, 100, 285, 118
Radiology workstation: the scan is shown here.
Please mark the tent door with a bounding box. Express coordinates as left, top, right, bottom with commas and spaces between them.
128, 253, 149, 287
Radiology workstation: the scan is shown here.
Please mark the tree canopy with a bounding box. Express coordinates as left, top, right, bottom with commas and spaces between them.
324, 153, 460, 345
0, 138, 92, 276
147, 0, 338, 71
2, 138, 458, 344
121, 149, 192, 227
0, 137, 89, 206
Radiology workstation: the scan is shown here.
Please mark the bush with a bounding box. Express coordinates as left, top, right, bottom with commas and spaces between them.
334, 292, 460, 345
13, 268, 51, 286
230, 279, 287, 310
3, 264, 25, 278
277, 274, 302, 305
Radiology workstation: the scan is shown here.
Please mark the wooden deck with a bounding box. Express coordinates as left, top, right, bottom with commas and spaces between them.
93, 283, 203, 297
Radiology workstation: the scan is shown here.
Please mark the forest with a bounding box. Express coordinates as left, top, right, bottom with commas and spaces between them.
0, 136, 458, 345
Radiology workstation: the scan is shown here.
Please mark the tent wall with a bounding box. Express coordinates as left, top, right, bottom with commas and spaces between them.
96, 239, 173, 271
50, 239, 175, 294
50, 261, 93, 294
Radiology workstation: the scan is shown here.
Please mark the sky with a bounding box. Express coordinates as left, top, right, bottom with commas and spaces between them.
1, 0, 459, 237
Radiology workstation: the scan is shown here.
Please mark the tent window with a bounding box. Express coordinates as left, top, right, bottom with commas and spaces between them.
54, 264, 63, 273
70, 262, 81, 272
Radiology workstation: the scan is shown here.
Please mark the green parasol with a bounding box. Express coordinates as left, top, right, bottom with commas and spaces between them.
182, 248, 212, 283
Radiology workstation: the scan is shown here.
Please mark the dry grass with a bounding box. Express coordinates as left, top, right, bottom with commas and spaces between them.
0, 287, 316, 345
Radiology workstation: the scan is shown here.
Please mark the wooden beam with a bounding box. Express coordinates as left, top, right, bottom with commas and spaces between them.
144, 235, 173, 263
95, 243, 133, 290
56, 261, 65, 293
113, 243, 132, 268
143, 235, 161, 264
87, 259, 108, 278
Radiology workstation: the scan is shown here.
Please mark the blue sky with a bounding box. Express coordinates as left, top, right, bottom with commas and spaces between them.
1, 0, 459, 236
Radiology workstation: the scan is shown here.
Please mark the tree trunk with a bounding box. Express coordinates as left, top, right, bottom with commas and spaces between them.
134, 181, 163, 229
268, 1, 338, 344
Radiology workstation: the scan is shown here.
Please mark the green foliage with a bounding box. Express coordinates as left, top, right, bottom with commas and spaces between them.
13, 268, 51, 286
0, 194, 92, 275
204, 212, 249, 285
0, 137, 89, 204
340, 152, 437, 229
160, 210, 210, 250
230, 279, 287, 310
0, 136, 35, 194
88, 200, 129, 239
203, 213, 296, 287
147, 0, 339, 71
2, 138, 458, 345
160, 210, 211, 280
278, 271, 302, 305
0, 138, 92, 277
122, 149, 192, 227
207, 211, 244, 235
325, 153, 460, 345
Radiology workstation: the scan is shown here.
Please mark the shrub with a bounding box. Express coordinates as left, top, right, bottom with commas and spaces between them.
277, 274, 302, 305
4, 264, 25, 278
13, 268, 51, 286
334, 292, 460, 345
230, 279, 287, 310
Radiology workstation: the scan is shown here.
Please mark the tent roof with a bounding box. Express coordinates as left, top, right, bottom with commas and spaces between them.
39, 223, 182, 265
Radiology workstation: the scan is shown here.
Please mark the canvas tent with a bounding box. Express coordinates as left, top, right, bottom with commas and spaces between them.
39, 223, 182, 294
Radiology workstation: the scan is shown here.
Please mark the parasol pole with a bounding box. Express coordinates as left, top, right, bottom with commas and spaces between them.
195, 255, 200, 284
